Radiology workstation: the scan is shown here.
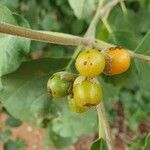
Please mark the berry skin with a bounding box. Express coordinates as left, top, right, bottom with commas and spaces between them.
103, 47, 131, 75
73, 76, 103, 108
75, 49, 105, 77
47, 72, 74, 98
68, 98, 88, 113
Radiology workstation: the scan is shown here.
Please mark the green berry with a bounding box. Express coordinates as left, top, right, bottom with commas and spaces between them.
73, 76, 103, 108
47, 71, 74, 98
68, 98, 88, 113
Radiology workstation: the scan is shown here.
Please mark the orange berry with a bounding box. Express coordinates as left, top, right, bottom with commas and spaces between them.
103, 47, 131, 75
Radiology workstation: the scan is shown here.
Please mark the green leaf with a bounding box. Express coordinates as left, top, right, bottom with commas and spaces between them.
108, 30, 140, 49
129, 135, 146, 150
135, 30, 150, 54
96, 21, 109, 41
144, 133, 150, 150
0, 0, 18, 10
0, 4, 30, 77
134, 30, 150, 91
99, 77, 121, 100
0, 58, 70, 123
0, 130, 12, 143
109, 9, 139, 34
90, 138, 108, 150
47, 124, 77, 149
107, 7, 149, 48
41, 13, 61, 31
6, 116, 22, 127
71, 19, 85, 34
120, 88, 150, 130
4, 139, 26, 150
0, 79, 2, 91
68, 0, 98, 19
52, 100, 98, 138
137, 10, 150, 33
0, 4, 16, 24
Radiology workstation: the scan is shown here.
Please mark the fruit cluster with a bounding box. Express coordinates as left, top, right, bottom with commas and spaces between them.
47, 47, 130, 113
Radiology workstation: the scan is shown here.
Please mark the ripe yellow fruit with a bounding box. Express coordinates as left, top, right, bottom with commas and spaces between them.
75, 49, 105, 77
103, 47, 131, 75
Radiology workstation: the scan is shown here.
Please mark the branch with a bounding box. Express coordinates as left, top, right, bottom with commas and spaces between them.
129, 51, 150, 62
97, 102, 114, 150
120, 1, 127, 14
0, 0, 121, 47
0, 23, 92, 47
0, 23, 150, 62
86, 0, 122, 38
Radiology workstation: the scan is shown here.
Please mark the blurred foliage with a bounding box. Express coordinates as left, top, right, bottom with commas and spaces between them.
129, 134, 146, 150
68, 0, 98, 19
0, 130, 12, 143
0, 4, 30, 76
5, 116, 22, 127
144, 133, 150, 150
0, 0, 150, 149
4, 139, 26, 150
90, 138, 108, 150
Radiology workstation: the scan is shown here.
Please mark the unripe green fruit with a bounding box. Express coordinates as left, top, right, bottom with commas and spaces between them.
73, 76, 103, 108
68, 98, 88, 113
47, 71, 74, 98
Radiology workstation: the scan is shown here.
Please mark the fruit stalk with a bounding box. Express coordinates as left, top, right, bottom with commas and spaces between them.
97, 102, 114, 150
86, 0, 123, 38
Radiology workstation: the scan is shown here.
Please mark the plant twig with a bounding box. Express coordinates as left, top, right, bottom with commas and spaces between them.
120, 1, 127, 14
129, 51, 150, 62
0, 1, 120, 47
97, 103, 105, 139
65, 46, 82, 70
0, 23, 150, 62
97, 102, 114, 150
86, 0, 123, 38
0, 23, 92, 47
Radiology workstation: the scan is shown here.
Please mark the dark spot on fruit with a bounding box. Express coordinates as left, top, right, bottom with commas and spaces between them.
86, 51, 90, 53
47, 88, 52, 96
90, 63, 93, 65
109, 47, 115, 51
83, 61, 87, 65
83, 103, 96, 107
109, 46, 123, 51
115, 46, 123, 50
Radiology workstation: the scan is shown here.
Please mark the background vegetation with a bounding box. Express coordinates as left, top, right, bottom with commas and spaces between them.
0, 0, 150, 149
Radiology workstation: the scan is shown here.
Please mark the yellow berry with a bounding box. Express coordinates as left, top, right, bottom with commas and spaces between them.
75, 49, 105, 77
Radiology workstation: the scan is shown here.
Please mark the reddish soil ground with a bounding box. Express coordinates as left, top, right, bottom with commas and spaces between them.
0, 113, 45, 150
0, 101, 149, 150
